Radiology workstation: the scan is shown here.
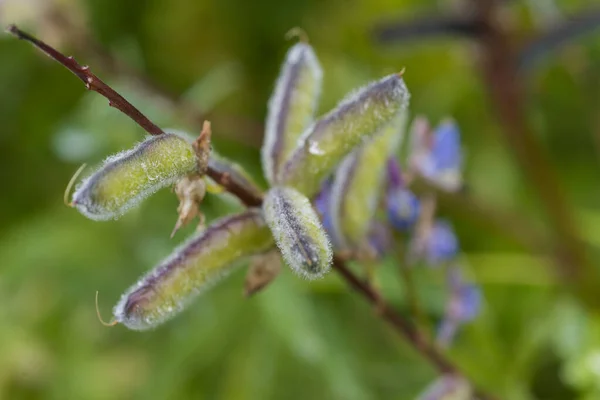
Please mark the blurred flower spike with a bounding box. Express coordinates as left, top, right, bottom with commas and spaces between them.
422, 219, 460, 266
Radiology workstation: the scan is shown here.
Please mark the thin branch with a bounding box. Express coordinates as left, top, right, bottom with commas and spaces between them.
46, 10, 264, 148
393, 234, 432, 338
332, 258, 495, 400
7, 24, 495, 398
7, 24, 262, 207
6, 25, 165, 137
518, 7, 600, 71
374, 15, 485, 43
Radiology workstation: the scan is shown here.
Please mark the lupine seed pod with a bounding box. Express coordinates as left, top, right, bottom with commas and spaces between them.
262, 41, 322, 185
113, 209, 274, 330
263, 186, 332, 279
279, 73, 410, 197
328, 113, 407, 250
72, 133, 197, 220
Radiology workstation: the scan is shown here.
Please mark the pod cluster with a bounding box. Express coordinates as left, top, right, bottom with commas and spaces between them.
70, 35, 487, 333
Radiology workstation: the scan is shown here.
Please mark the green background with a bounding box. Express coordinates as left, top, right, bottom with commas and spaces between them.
1, 0, 600, 398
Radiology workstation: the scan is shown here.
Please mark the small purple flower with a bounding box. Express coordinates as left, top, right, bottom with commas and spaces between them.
430, 120, 462, 173
386, 157, 404, 189
386, 157, 420, 231
437, 267, 482, 347
387, 188, 420, 231
425, 220, 459, 265
409, 118, 463, 191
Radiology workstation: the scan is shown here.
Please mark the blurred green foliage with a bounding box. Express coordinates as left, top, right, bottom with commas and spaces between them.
2, 0, 600, 399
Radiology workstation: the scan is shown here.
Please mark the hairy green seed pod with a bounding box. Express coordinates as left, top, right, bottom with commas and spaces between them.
279, 73, 410, 197
72, 134, 197, 220
113, 209, 274, 330
329, 112, 407, 249
263, 186, 332, 279
262, 42, 322, 185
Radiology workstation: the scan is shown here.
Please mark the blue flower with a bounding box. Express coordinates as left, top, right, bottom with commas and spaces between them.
409, 118, 463, 191
452, 283, 481, 322
425, 220, 459, 265
387, 187, 420, 231
437, 267, 482, 347
386, 157, 420, 231
431, 120, 462, 173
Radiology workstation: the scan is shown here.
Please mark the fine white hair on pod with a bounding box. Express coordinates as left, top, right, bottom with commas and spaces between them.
263, 186, 332, 279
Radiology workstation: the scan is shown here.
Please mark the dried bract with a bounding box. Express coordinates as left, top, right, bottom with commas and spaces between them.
244, 250, 282, 297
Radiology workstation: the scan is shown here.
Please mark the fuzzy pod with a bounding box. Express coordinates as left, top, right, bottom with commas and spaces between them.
262, 42, 322, 185
72, 134, 197, 220
279, 73, 410, 197
113, 209, 274, 330
263, 186, 332, 279
208, 152, 264, 200
328, 113, 407, 249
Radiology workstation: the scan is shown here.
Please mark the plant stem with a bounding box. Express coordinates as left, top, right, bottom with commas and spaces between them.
7, 24, 263, 207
